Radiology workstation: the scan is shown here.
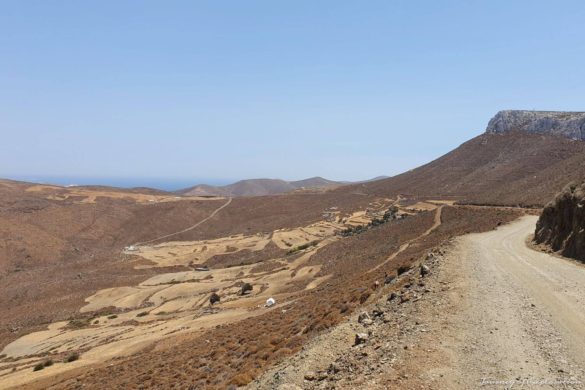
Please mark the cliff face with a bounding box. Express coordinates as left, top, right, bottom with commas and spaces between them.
486, 110, 585, 141
535, 181, 585, 262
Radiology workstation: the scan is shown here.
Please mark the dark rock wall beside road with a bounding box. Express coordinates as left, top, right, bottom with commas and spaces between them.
535, 181, 585, 262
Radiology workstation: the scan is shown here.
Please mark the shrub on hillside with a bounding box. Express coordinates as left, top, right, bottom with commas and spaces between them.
65, 353, 79, 363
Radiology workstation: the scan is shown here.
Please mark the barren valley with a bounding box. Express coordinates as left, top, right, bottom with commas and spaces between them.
1, 111, 585, 389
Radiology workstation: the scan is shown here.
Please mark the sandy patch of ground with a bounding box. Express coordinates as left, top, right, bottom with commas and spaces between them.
24, 185, 218, 204
0, 229, 346, 388
132, 206, 392, 268
132, 233, 272, 268
427, 199, 456, 205
404, 201, 439, 212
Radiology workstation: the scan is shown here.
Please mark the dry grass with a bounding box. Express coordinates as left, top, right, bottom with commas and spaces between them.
34, 206, 523, 389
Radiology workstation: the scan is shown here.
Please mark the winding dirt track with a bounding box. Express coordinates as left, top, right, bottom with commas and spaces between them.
436, 216, 585, 389
133, 197, 232, 246
368, 205, 443, 273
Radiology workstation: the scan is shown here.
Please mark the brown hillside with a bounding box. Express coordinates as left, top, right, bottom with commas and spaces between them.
0, 182, 375, 349
348, 132, 585, 206
28, 205, 522, 390
179, 177, 342, 197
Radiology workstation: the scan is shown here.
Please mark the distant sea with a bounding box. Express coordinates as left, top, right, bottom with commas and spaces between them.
2, 175, 234, 192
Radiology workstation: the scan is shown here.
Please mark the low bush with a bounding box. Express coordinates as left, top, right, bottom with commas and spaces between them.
33, 359, 53, 371
240, 283, 253, 295
397, 265, 410, 275
67, 318, 90, 328
287, 240, 318, 255
33, 363, 44, 371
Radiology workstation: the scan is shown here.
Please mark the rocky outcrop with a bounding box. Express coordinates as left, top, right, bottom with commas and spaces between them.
486, 110, 585, 140
535, 181, 585, 262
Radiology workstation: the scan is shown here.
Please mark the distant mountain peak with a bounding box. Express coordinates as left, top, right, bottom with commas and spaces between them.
485, 110, 585, 140
177, 177, 342, 197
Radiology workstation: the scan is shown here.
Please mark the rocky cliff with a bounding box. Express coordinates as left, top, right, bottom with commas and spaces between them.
486, 110, 585, 140
535, 181, 585, 262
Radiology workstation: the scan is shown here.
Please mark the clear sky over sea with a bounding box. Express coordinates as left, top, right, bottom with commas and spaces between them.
1, 1, 584, 187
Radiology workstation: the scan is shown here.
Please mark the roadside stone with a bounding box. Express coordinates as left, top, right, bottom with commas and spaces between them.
420, 264, 430, 277
277, 385, 302, 390
303, 370, 328, 381
327, 363, 340, 374
355, 333, 369, 345
362, 318, 374, 326
400, 292, 412, 303
358, 312, 371, 324
387, 292, 398, 301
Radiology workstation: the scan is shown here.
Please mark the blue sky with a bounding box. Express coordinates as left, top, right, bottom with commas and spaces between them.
1, 1, 584, 187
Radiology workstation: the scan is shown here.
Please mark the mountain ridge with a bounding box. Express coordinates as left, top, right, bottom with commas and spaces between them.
176, 176, 343, 197
485, 110, 585, 140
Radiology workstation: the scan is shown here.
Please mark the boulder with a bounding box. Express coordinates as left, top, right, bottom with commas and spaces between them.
535, 181, 585, 262
358, 312, 371, 324
240, 282, 253, 296
354, 333, 369, 345
209, 292, 220, 305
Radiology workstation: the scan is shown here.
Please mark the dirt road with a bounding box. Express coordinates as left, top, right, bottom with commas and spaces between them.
251, 215, 585, 389
433, 216, 585, 389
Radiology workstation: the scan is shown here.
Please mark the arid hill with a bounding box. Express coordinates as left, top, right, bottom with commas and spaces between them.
352, 111, 585, 206
347, 132, 585, 207
535, 181, 585, 262
2, 110, 585, 389
0, 179, 376, 351
178, 177, 342, 197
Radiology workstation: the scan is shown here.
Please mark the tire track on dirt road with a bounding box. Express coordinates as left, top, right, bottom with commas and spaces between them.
423, 216, 585, 389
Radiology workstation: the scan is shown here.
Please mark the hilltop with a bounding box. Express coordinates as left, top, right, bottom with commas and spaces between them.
486, 110, 585, 140
177, 177, 343, 197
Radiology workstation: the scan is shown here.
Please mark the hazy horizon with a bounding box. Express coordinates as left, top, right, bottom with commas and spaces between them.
0, 173, 391, 191
2, 1, 584, 181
